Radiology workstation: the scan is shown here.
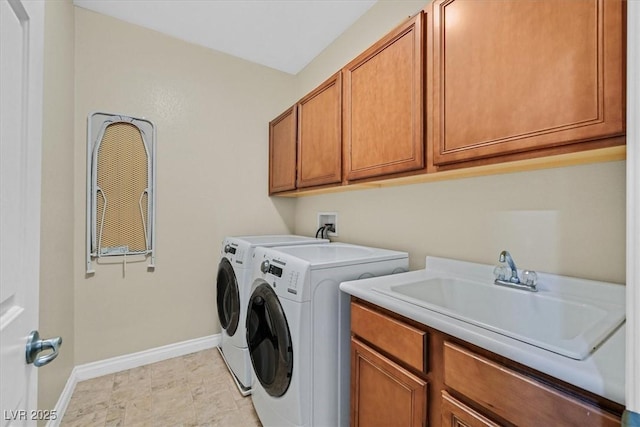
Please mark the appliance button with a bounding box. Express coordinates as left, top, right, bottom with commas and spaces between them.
260, 260, 270, 273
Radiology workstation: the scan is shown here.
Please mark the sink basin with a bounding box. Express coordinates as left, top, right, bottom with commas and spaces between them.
373, 268, 625, 360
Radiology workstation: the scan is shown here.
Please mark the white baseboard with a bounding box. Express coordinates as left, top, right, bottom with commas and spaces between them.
46, 370, 76, 427
72, 334, 220, 382
46, 334, 220, 427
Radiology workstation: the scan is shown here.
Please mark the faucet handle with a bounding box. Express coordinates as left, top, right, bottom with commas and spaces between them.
522, 270, 538, 287
493, 264, 508, 281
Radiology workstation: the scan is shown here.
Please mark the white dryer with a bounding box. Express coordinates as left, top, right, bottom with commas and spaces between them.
216, 235, 327, 394
246, 243, 408, 427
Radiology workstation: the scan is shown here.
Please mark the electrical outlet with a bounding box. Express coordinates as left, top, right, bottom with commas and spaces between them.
317, 212, 338, 237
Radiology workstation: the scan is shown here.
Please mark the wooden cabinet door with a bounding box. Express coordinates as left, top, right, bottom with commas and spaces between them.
433, 0, 625, 165
297, 72, 342, 188
343, 12, 424, 181
444, 342, 622, 427
268, 107, 297, 194
351, 338, 427, 427
441, 392, 501, 427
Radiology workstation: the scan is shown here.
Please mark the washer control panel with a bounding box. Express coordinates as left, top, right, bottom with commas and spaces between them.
286, 270, 300, 295
254, 247, 308, 301
261, 260, 283, 278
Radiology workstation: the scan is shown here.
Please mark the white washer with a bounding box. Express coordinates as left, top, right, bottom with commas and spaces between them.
216, 235, 327, 394
246, 243, 408, 427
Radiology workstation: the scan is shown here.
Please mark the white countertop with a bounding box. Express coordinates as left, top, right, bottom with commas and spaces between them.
339, 262, 625, 405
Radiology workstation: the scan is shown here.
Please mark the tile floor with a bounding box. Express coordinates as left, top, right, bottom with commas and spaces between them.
60, 348, 262, 427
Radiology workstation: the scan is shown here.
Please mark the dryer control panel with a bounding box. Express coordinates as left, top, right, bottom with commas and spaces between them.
221, 239, 247, 266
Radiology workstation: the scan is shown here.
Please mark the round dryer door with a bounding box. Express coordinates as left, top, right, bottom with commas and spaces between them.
246, 282, 293, 397
216, 258, 240, 336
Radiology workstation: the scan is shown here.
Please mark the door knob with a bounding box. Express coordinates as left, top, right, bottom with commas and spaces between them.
25, 330, 62, 367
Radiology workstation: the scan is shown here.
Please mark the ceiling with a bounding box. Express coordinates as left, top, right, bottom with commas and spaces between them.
73, 0, 378, 75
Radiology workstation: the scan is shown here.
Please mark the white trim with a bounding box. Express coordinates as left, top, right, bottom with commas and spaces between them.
627, 0, 640, 416
46, 369, 76, 427
73, 334, 220, 382
45, 334, 220, 427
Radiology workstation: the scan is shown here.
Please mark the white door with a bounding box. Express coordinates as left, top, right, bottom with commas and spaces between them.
0, 0, 45, 425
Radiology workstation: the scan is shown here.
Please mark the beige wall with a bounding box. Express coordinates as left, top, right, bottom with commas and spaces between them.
39, 0, 76, 414
295, 0, 426, 95
73, 8, 296, 364
293, 162, 626, 282
292, 0, 626, 284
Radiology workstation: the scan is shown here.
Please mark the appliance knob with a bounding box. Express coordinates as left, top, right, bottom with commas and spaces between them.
260, 260, 270, 273
224, 244, 231, 253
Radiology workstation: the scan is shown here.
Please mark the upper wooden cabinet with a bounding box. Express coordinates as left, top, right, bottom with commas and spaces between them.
297, 72, 342, 188
269, 1, 626, 196
432, 0, 625, 166
343, 12, 425, 182
268, 107, 297, 194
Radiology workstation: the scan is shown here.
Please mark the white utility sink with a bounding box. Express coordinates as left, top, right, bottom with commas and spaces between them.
372, 258, 625, 360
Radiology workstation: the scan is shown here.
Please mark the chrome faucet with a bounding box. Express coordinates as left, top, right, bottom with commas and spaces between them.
494, 250, 538, 292
499, 250, 520, 284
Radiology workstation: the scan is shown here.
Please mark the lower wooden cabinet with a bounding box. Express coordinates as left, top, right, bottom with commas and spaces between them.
443, 342, 622, 427
351, 338, 427, 427
351, 299, 427, 372
349, 300, 623, 427
441, 392, 500, 427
